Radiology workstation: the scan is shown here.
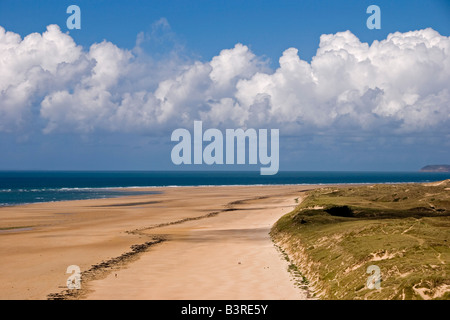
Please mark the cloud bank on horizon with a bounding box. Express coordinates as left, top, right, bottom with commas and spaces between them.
1, 23, 449, 138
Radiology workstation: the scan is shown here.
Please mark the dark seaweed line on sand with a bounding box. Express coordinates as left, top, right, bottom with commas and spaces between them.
126, 208, 238, 235
47, 236, 166, 300
89, 200, 163, 207
125, 194, 295, 234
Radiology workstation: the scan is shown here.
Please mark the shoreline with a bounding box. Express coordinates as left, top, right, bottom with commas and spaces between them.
0, 180, 435, 209
0, 184, 324, 300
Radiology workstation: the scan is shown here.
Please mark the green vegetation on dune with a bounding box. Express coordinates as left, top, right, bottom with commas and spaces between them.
271, 180, 450, 300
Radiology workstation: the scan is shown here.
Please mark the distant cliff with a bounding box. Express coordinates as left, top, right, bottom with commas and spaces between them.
420, 165, 450, 172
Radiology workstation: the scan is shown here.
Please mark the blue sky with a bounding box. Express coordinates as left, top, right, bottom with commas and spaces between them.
0, 0, 449, 171
2, 0, 450, 63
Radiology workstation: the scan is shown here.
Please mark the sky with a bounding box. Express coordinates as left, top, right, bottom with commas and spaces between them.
0, 0, 449, 171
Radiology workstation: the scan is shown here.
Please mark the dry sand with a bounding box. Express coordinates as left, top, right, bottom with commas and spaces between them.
0, 185, 318, 300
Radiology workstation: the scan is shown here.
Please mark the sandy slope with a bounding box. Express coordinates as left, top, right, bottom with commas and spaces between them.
0, 185, 316, 300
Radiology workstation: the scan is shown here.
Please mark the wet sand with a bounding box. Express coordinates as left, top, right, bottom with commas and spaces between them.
0, 185, 318, 300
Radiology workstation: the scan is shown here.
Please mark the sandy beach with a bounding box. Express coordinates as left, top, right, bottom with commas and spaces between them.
0, 185, 319, 300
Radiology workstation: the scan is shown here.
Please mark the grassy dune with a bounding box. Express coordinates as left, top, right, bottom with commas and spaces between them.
271, 180, 450, 300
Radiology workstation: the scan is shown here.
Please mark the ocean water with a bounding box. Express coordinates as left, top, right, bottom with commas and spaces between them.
0, 170, 449, 206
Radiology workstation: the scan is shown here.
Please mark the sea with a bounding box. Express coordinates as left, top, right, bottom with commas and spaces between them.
1, 170, 450, 207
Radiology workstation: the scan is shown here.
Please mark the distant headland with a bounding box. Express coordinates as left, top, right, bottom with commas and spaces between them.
420, 164, 450, 172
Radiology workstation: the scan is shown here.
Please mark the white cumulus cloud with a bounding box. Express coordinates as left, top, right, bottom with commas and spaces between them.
0, 24, 449, 138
